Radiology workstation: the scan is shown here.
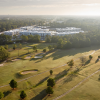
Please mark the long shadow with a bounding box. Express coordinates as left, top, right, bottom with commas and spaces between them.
35, 59, 42, 63
15, 73, 23, 79
44, 45, 100, 60
3, 90, 12, 97
30, 89, 47, 100
64, 74, 78, 83
35, 76, 49, 87
85, 60, 90, 65
95, 59, 99, 63
55, 69, 70, 82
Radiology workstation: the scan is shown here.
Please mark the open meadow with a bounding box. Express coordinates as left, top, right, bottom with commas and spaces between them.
0, 43, 100, 100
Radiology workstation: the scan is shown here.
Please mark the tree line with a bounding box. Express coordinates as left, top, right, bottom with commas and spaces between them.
45, 31, 100, 49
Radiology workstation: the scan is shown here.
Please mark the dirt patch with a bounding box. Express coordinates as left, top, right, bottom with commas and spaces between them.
21, 70, 38, 75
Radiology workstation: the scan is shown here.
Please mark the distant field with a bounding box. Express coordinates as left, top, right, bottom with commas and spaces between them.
0, 43, 100, 100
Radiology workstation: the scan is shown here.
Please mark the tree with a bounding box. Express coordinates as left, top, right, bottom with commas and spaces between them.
43, 48, 46, 52
47, 78, 55, 87
20, 91, 27, 99
46, 86, 53, 96
45, 35, 51, 43
9, 79, 17, 89
13, 44, 17, 50
21, 35, 28, 42
48, 45, 52, 51
80, 56, 86, 66
89, 55, 93, 60
33, 46, 37, 52
4, 44, 8, 50
0, 92, 4, 99
68, 59, 74, 68
98, 56, 100, 59
0, 46, 10, 62
50, 70, 53, 75
19, 43, 22, 49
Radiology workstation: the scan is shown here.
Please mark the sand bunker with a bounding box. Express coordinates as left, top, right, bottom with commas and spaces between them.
21, 70, 38, 74
25, 56, 31, 59
0, 64, 3, 67
12, 59, 20, 62
34, 56, 43, 58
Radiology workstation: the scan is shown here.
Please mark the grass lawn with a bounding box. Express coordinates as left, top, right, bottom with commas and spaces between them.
0, 44, 100, 100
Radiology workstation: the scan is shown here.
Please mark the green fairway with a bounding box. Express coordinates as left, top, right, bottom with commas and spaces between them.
0, 43, 100, 100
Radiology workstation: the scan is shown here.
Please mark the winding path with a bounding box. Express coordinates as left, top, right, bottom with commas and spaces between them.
0, 50, 97, 88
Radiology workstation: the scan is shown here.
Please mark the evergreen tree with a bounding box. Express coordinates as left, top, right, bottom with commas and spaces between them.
47, 78, 55, 87
9, 79, 17, 89
46, 86, 53, 96
50, 70, 53, 75
43, 48, 46, 52
20, 91, 27, 99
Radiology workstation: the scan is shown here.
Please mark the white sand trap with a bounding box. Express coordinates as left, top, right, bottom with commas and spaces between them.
25, 56, 31, 59
12, 59, 20, 62
34, 56, 43, 58
21, 70, 37, 74
0, 64, 3, 67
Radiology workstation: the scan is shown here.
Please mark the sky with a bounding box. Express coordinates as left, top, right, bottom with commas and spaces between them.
0, 0, 100, 15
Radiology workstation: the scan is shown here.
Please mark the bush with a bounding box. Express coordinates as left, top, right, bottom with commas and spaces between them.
20, 91, 27, 99
89, 55, 93, 60
43, 48, 46, 52
50, 70, 53, 75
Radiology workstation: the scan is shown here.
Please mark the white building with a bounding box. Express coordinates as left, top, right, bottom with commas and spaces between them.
3, 26, 84, 40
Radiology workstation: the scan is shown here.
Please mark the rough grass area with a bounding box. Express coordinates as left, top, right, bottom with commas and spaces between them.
0, 44, 100, 100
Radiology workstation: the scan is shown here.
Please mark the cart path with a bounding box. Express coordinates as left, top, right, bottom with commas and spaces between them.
53, 69, 100, 100
0, 50, 97, 88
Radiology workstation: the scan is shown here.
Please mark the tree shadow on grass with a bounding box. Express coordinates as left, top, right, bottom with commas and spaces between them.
3, 90, 12, 97
35, 76, 49, 87
44, 46, 100, 60
85, 60, 90, 65
55, 69, 70, 82
15, 73, 23, 79
95, 59, 99, 63
35, 59, 42, 63
30, 89, 47, 100
64, 74, 78, 83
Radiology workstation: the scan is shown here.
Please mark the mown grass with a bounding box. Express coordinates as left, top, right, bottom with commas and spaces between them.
0, 44, 100, 100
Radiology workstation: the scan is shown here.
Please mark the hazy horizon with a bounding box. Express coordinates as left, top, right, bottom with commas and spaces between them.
0, 0, 100, 16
